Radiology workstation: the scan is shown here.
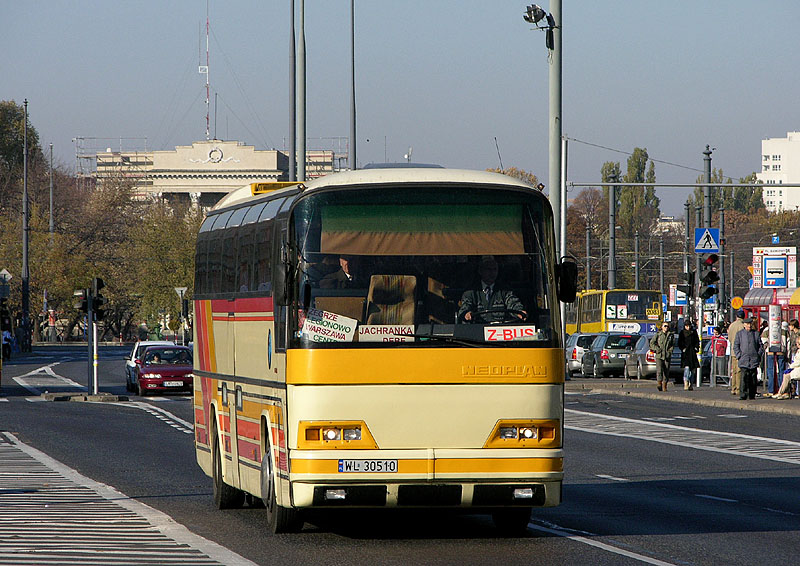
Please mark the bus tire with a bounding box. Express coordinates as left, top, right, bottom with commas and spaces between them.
261, 440, 302, 533
211, 417, 245, 509
492, 507, 531, 534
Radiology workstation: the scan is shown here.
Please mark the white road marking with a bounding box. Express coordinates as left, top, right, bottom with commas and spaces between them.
0, 432, 256, 565
13, 363, 85, 395
596, 474, 630, 482
567, 409, 800, 465
125, 401, 194, 434
695, 494, 738, 503
528, 521, 679, 566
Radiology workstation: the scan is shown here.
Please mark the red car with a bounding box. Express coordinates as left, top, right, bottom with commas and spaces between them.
134, 345, 193, 396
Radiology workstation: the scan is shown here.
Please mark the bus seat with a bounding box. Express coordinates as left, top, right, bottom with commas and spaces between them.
315, 296, 366, 321
365, 275, 416, 325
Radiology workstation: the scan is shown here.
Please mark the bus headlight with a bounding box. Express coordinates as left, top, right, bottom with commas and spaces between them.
298, 421, 377, 449
484, 419, 560, 448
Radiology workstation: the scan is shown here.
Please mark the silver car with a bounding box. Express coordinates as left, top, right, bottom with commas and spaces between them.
565, 332, 598, 377
624, 334, 658, 379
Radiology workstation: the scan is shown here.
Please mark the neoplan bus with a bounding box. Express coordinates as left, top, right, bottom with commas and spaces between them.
192, 168, 578, 533
565, 289, 663, 335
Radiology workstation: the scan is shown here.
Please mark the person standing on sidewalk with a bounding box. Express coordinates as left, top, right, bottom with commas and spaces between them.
733, 316, 765, 400
710, 326, 728, 385
650, 322, 675, 391
727, 310, 747, 396
677, 320, 699, 390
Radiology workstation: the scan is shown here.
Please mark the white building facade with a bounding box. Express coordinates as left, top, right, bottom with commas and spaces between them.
757, 131, 800, 212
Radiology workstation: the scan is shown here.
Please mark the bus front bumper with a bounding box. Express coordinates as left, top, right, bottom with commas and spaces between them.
288, 448, 563, 508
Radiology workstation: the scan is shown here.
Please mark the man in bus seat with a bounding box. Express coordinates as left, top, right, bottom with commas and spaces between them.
457, 256, 526, 324
320, 255, 364, 289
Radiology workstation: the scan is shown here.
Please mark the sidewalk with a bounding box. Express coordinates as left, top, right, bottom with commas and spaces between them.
566, 377, 800, 417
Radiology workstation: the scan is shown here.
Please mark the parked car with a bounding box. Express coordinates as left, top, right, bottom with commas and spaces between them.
565, 332, 598, 377
624, 333, 658, 379
581, 332, 640, 378
133, 345, 193, 396
125, 340, 174, 392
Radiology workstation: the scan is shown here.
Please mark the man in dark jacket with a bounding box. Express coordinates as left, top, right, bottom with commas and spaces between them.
733, 317, 765, 400
458, 256, 526, 324
650, 322, 675, 391
677, 320, 700, 390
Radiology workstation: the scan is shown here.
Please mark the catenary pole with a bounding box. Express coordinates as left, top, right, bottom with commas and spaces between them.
297, 0, 306, 181
549, 0, 562, 257
289, 0, 296, 181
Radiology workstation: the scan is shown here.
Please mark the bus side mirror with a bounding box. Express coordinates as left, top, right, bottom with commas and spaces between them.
557, 257, 578, 303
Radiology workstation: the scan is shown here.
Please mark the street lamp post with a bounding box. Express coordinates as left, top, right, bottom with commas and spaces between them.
524, 3, 561, 255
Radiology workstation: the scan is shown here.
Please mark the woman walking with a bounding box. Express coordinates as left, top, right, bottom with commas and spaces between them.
677, 320, 700, 391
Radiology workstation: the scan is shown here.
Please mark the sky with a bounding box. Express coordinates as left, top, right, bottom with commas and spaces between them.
4, 1, 800, 216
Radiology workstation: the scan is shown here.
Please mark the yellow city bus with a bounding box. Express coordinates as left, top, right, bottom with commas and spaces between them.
565, 289, 663, 335
192, 168, 577, 533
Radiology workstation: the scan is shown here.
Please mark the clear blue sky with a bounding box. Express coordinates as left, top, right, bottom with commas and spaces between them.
3, 1, 799, 216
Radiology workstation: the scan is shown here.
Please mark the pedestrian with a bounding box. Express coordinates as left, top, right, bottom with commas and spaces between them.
1, 328, 11, 361
790, 319, 800, 395
710, 326, 728, 385
677, 320, 699, 390
650, 322, 675, 391
773, 335, 800, 399
733, 316, 765, 400
727, 310, 747, 396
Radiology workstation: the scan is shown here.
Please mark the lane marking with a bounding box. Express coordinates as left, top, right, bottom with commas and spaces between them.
125, 401, 194, 434
596, 474, 630, 482
566, 409, 800, 465
694, 494, 737, 503
528, 521, 678, 566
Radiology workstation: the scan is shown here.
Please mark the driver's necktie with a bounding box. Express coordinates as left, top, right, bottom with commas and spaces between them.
484, 286, 492, 305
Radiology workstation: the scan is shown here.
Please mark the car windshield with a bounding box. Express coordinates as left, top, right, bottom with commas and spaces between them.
288, 186, 559, 348
144, 348, 192, 365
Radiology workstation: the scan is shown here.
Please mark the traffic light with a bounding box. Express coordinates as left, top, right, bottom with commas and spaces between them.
92, 278, 106, 321
74, 289, 89, 313
699, 253, 720, 301
0, 298, 10, 332
678, 271, 695, 297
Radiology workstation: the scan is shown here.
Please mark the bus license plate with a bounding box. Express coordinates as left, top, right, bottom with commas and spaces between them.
338, 459, 398, 473
163, 381, 184, 387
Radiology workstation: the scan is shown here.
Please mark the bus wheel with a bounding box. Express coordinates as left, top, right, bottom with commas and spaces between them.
492, 507, 531, 534
261, 441, 302, 533
212, 419, 245, 509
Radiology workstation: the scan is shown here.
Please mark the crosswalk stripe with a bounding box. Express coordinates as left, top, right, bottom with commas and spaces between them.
0, 433, 256, 566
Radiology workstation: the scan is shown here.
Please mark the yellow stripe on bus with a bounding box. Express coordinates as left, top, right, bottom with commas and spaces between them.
289, 457, 562, 475
287, 348, 564, 385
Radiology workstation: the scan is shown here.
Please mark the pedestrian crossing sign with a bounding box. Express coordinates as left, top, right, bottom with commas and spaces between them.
694, 228, 720, 253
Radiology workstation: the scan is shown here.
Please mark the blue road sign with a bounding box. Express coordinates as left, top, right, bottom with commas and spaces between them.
772, 235, 780, 244
694, 228, 720, 253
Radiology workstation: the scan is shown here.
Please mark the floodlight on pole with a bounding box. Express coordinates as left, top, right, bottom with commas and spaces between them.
523, 4, 547, 25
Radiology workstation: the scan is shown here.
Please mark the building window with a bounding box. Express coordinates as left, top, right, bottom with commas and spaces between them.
773, 165, 781, 171
773, 155, 781, 161
764, 165, 770, 171
763, 155, 770, 161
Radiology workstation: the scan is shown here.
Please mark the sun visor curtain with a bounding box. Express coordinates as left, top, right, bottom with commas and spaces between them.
320, 204, 524, 256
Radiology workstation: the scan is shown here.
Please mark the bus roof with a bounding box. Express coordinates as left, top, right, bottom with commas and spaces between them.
209, 168, 540, 214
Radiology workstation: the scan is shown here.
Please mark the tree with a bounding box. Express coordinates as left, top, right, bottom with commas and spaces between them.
0, 100, 43, 209
485, 167, 539, 188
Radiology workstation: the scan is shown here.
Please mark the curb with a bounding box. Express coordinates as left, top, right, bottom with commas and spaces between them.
41, 392, 128, 403
567, 384, 800, 416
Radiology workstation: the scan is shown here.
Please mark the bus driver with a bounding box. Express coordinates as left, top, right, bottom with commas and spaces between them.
458, 256, 526, 324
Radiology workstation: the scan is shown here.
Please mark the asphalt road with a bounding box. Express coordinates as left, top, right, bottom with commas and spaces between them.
2, 346, 799, 565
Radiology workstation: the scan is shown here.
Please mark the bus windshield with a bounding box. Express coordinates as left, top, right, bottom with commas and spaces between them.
605, 290, 661, 320
288, 185, 558, 348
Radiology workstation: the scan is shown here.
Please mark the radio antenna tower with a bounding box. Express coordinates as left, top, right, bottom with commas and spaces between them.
199, 0, 210, 140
